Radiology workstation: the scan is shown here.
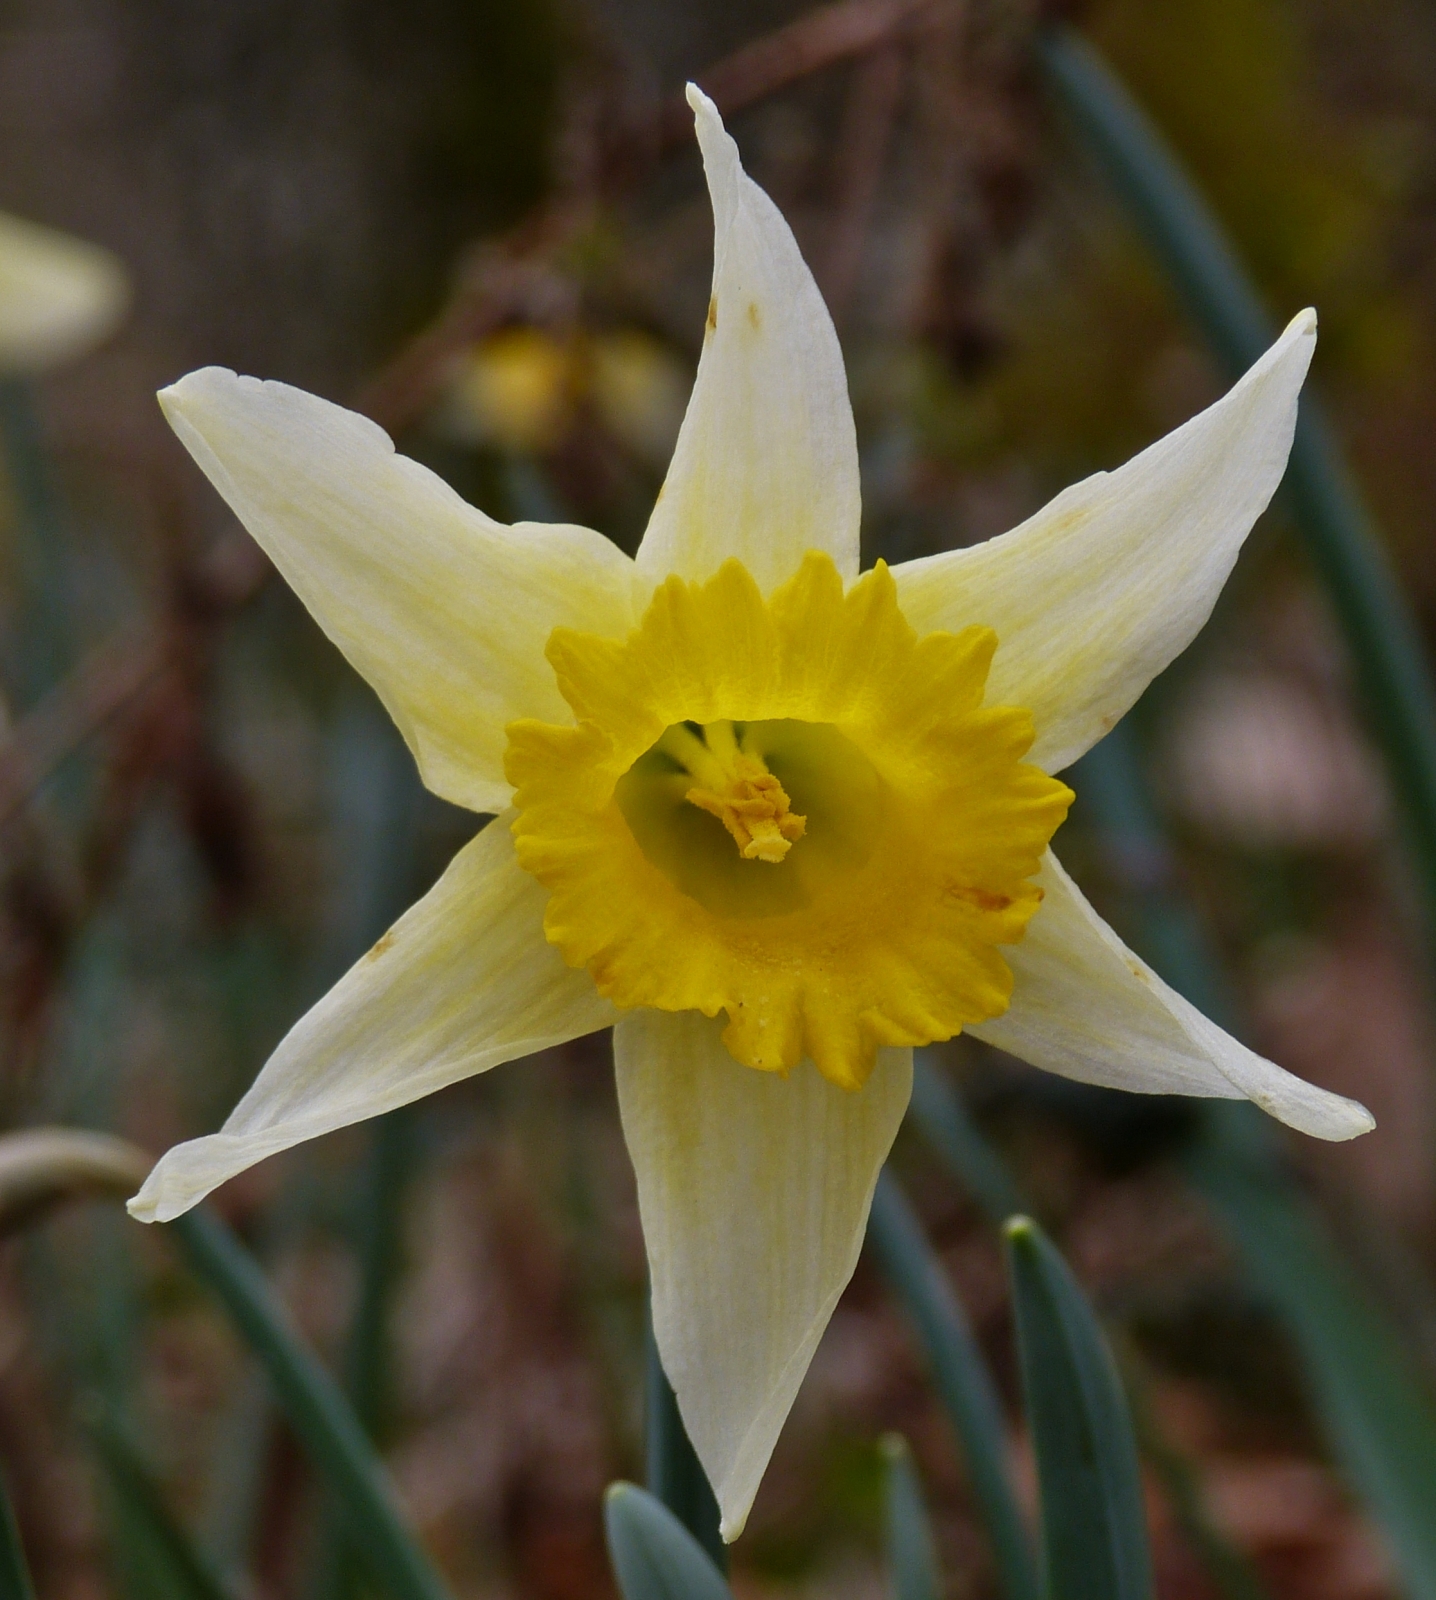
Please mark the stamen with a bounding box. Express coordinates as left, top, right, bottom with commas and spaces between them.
678, 725, 806, 863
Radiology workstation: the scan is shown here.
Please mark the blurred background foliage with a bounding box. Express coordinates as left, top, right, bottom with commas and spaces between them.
5, 0, 1436, 1596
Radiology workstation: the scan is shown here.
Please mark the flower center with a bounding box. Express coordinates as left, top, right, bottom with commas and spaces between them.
661, 721, 806, 863
613, 716, 886, 921
504, 551, 1074, 1091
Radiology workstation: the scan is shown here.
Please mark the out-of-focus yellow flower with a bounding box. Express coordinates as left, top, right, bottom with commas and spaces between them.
445, 325, 574, 454
440, 323, 687, 464
588, 329, 688, 463
130, 86, 1372, 1543
0, 211, 128, 374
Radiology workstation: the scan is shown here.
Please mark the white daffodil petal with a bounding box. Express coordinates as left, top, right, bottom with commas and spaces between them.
893, 311, 1317, 774
128, 819, 616, 1223
616, 1010, 911, 1540
0, 211, 129, 373
636, 86, 860, 591
973, 851, 1373, 1141
161, 369, 642, 814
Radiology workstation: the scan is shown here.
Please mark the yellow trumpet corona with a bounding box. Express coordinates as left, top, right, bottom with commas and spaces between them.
508, 553, 1072, 1089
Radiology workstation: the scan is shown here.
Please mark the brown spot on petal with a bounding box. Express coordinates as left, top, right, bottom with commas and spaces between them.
706, 296, 718, 332
950, 885, 1013, 913
747, 300, 761, 331
366, 930, 398, 962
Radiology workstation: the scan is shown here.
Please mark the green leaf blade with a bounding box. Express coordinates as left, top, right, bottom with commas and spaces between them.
1005, 1217, 1151, 1600
868, 1174, 1040, 1600
881, 1434, 941, 1600
603, 1483, 732, 1600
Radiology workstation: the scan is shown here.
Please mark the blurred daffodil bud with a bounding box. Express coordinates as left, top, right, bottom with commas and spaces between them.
438, 324, 688, 465
588, 329, 688, 464
0, 211, 129, 374
445, 325, 574, 454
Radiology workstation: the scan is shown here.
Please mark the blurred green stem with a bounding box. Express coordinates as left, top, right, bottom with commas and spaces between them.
0, 1469, 35, 1600
0, 378, 70, 700
345, 1110, 415, 1437
1037, 24, 1436, 952
318, 1109, 417, 1600
84, 1404, 236, 1600
169, 1208, 453, 1600
644, 1313, 725, 1570
867, 1173, 1040, 1600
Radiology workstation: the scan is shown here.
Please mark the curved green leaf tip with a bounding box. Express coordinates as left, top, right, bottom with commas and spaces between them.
1004, 1216, 1153, 1600
603, 1482, 732, 1600
880, 1434, 941, 1600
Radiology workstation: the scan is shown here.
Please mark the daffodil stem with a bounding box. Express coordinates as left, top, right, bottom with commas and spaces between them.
1037, 24, 1436, 954
168, 1209, 453, 1600
867, 1174, 1041, 1600
643, 1312, 726, 1569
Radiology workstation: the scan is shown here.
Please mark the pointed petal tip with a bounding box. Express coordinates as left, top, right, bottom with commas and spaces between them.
1328, 1097, 1376, 1142
157, 364, 243, 421
1259, 1083, 1374, 1142
1286, 306, 1318, 339
686, 82, 735, 167
125, 1184, 160, 1224
125, 1146, 213, 1224
124, 1166, 179, 1224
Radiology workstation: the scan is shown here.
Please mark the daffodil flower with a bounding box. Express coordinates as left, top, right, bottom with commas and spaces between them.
128, 86, 1372, 1541
0, 211, 128, 373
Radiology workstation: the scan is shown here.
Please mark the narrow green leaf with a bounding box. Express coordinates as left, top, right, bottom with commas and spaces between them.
603, 1483, 731, 1600
1037, 22, 1436, 955
868, 1174, 1040, 1600
84, 1405, 235, 1600
909, 1054, 1028, 1227
644, 1315, 725, 1569
880, 1434, 941, 1600
167, 1209, 452, 1600
0, 1469, 35, 1600
1005, 1216, 1152, 1600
